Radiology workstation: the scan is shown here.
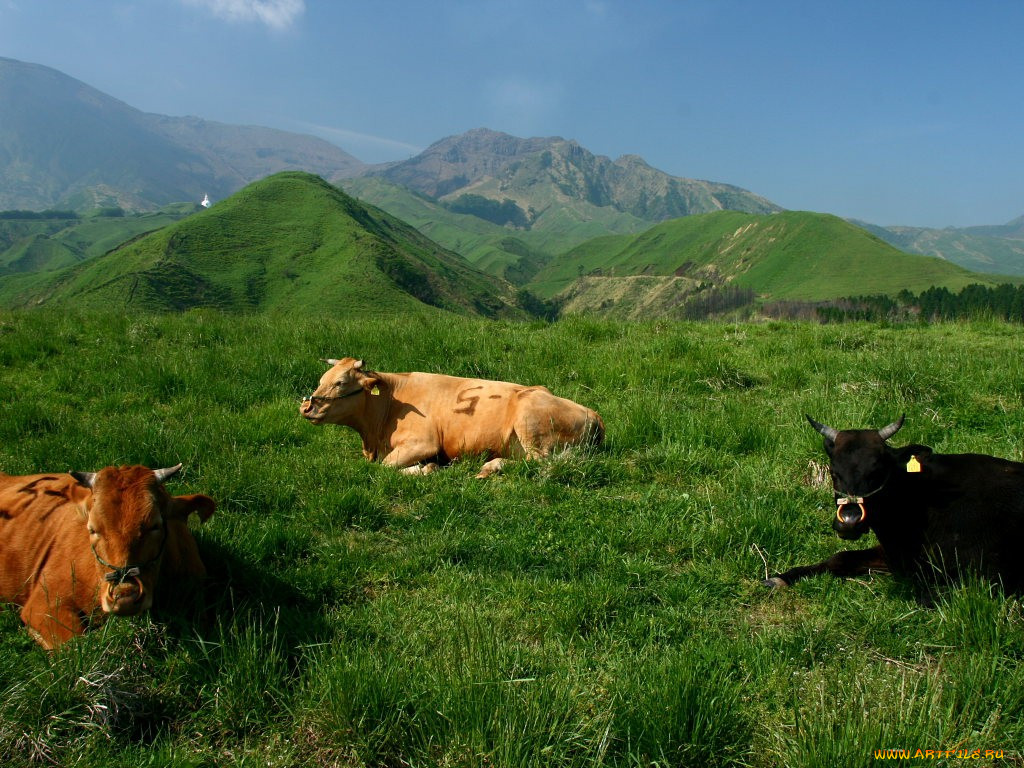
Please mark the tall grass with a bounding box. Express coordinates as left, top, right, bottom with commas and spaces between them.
0, 309, 1022, 766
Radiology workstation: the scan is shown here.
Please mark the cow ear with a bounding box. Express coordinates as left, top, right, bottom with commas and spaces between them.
168, 494, 216, 523
893, 444, 932, 466
360, 375, 380, 393
67, 479, 92, 514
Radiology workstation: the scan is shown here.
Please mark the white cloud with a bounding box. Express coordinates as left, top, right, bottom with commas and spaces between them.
180, 0, 304, 31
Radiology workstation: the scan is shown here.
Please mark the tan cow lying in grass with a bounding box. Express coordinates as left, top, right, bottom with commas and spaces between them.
0, 464, 215, 649
300, 358, 604, 477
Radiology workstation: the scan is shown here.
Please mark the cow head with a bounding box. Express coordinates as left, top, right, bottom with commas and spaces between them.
71, 464, 215, 616
806, 414, 906, 540
300, 357, 380, 425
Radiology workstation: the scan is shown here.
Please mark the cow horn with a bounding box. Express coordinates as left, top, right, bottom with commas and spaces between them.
805, 415, 838, 441
321, 358, 339, 366
877, 414, 905, 441
153, 464, 183, 484
71, 471, 97, 489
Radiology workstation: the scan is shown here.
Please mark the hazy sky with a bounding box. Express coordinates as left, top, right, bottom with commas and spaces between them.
2, 0, 1022, 227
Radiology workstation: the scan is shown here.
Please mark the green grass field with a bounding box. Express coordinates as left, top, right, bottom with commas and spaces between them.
1, 309, 1022, 767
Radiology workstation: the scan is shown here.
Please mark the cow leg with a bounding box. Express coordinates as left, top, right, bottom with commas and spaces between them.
20, 591, 86, 650
381, 442, 442, 473
764, 546, 888, 588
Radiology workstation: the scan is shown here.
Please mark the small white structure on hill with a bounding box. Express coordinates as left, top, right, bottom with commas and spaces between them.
201, 194, 211, 208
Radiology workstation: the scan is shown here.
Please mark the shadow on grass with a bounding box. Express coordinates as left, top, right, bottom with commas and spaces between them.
152, 535, 336, 651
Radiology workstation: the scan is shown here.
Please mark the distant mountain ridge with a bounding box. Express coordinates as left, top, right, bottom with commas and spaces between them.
364, 128, 780, 224
0, 57, 365, 212
855, 215, 1024, 276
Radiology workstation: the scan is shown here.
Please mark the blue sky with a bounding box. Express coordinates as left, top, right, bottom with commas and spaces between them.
1, 0, 1022, 227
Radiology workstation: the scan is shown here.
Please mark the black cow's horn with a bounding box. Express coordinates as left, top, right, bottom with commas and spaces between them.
153, 464, 183, 484
877, 414, 905, 441
806, 415, 838, 441
71, 471, 97, 489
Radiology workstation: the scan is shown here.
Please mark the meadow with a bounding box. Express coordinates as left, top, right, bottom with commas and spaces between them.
0, 308, 1022, 767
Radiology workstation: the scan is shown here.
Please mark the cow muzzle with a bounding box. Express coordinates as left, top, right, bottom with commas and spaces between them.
91, 523, 166, 614
102, 569, 150, 615
833, 497, 868, 540
299, 396, 322, 420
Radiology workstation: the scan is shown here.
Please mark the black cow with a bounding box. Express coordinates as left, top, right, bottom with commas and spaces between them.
764, 414, 1024, 595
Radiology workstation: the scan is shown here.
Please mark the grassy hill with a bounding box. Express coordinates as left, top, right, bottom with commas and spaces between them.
0, 172, 524, 317
529, 210, 998, 305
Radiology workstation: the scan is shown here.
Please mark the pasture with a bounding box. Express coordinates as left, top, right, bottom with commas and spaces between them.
0, 309, 1022, 767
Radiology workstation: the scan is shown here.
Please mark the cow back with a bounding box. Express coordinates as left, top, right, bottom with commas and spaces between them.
0, 473, 93, 606
908, 452, 1024, 589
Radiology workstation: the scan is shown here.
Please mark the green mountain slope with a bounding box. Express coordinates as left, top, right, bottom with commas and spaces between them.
0, 205, 198, 275
0, 172, 523, 317
530, 210, 999, 305
341, 177, 648, 283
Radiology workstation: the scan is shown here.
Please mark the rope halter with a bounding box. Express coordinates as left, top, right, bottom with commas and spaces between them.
91, 520, 167, 602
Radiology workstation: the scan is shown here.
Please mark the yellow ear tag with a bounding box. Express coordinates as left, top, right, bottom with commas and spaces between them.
370, 386, 380, 396
906, 455, 922, 473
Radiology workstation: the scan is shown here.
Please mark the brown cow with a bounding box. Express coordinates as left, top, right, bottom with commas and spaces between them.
300, 358, 604, 477
0, 464, 215, 649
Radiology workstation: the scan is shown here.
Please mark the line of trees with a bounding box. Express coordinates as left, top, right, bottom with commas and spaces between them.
761, 283, 1024, 323
909, 284, 1024, 321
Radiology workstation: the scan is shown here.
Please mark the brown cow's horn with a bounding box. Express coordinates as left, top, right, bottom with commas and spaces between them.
806, 415, 838, 441
153, 464, 183, 484
321, 358, 340, 366
877, 414, 905, 441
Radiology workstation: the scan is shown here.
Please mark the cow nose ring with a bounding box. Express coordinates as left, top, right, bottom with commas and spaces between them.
835, 497, 867, 524
104, 568, 145, 601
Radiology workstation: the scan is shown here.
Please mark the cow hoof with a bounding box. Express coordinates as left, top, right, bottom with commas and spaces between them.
762, 576, 788, 589
476, 458, 506, 479
399, 462, 440, 476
